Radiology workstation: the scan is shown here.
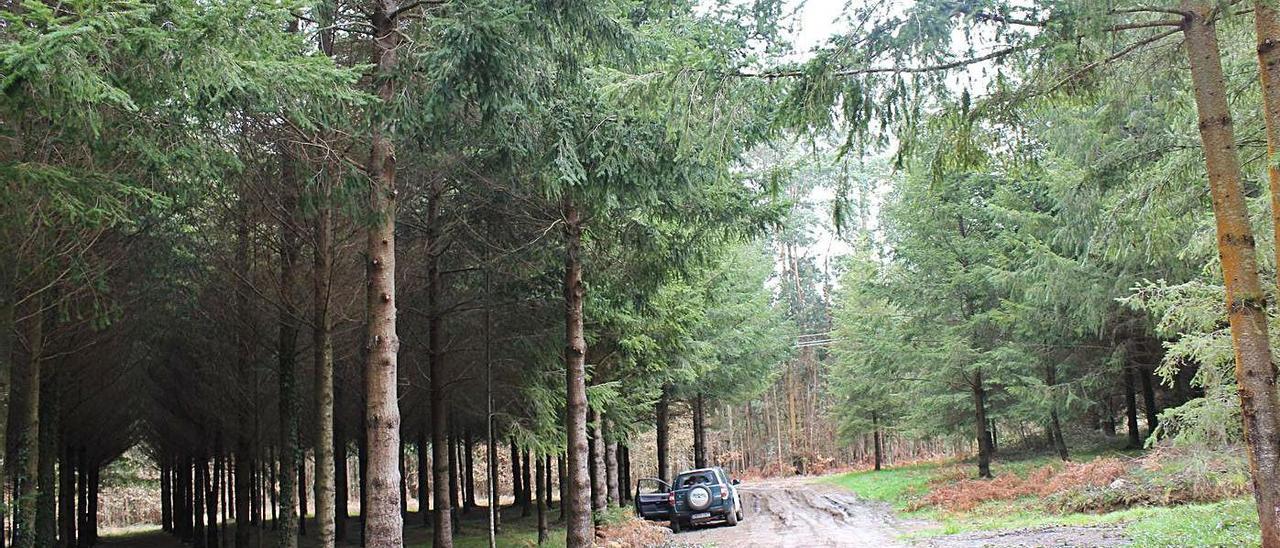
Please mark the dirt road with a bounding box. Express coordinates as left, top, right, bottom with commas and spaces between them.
673, 476, 1128, 547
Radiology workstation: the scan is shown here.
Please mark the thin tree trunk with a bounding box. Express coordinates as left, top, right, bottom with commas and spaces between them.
312, 167, 336, 548
510, 438, 522, 510
298, 461, 308, 536
209, 458, 221, 548
604, 420, 619, 507
59, 444, 75, 546
277, 155, 303, 548
161, 457, 171, 533
416, 431, 428, 524
334, 431, 347, 542
535, 456, 547, 546
234, 194, 254, 548
971, 371, 992, 479
12, 296, 41, 548
363, 0, 406, 542
655, 386, 670, 483
872, 412, 882, 471
195, 460, 207, 548
562, 195, 592, 547
556, 456, 566, 523
544, 454, 553, 509
1139, 366, 1159, 436
77, 448, 89, 548
465, 431, 476, 510
1185, 3, 1280, 544
1124, 366, 1141, 449
34, 367, 55, 547
521, 447, 533, 518
427, 182, 451, 548
448, 435, 461, 534
1046, 363, 1069, 461
692, 394, 706, 468
588, 409, 606, 513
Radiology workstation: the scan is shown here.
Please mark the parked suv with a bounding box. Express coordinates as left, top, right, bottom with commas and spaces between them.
634, 467, 742, 532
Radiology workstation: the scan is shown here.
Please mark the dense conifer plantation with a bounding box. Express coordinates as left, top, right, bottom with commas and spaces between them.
8, 0, 1280, 547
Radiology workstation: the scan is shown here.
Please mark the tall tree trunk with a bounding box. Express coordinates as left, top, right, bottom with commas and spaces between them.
448, 435, 461, 534
544, 454, 553, 509
427, 183, 451, 548
0, 299, 11, 548
588, 409, 605, 513
278, 156, 303, 548
364, 0, 405, 543
655, 386, 670, 483
1046, 363, 1069, 461
161, 457, 171, 533
510, 439, 521, 510
334, 434, 347, 542
1139, 366, 1159, 436
12, 295, 41, 548
561, 195, 592, 547
1124, 366, 1141, 448
298, 461, 308, 537
86, 466, 98, 546
34, 366, 54, 548
208, 458, 220, 548
59, 444, 75, 547
195, 459, 207, 548
556, 456, 566, 523
312, 168, 336, 548
1185, 3, 1280, 544
483, 263, 497, 547
1258, 0, 1280, 296
620, 446, 630, 504
604, 420, 619, 507
521, 447, 533, 518
971, 371, 992, 479
416, 431, 428, 523
535, 456, 547, 546
464, 432, 476, 511
233, 193, 254, 548
77, 448, 88, 548
872, 412, 882, 472
692, 394, 705, 469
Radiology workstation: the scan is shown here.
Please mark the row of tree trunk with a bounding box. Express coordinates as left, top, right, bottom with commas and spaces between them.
154, 431, 637, 547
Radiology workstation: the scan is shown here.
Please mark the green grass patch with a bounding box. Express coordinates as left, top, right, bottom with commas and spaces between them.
821, 462, 939, 509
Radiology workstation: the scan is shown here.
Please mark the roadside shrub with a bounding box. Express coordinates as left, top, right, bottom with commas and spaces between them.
1045, 446, 1248, 513
915, 457, 1127, 513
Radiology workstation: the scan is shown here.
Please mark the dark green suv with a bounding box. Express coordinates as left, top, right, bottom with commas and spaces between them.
658, 467, 742, 532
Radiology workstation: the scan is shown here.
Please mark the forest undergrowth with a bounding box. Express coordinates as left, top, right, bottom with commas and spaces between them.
827, 436, 1259, 547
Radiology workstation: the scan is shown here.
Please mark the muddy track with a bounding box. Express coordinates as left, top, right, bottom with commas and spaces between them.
672, 477, 1127, 547
675, 476, 911, 547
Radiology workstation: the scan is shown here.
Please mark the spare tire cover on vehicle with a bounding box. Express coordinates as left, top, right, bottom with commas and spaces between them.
687, 486, 712, 510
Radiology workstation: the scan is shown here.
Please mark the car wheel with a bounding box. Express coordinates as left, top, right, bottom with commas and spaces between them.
726, 508, 739, 526
670, 520, 682, 533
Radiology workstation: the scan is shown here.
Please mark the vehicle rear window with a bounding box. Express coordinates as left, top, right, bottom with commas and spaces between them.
676, 471, 716, 488
636, 480, 667, 494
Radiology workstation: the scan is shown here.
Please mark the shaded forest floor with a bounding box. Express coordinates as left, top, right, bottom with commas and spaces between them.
97, 504, 667, 548
824, 440, 1260, 547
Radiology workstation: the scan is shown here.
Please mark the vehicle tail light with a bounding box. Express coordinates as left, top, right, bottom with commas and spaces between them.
667, 492, 675, 506
719, 484, 729, 500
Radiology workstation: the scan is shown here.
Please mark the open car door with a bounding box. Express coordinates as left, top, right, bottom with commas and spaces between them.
634, 478, 671, 521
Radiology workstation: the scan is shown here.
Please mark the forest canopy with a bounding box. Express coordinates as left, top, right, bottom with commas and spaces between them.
7, 0, 1280, 547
